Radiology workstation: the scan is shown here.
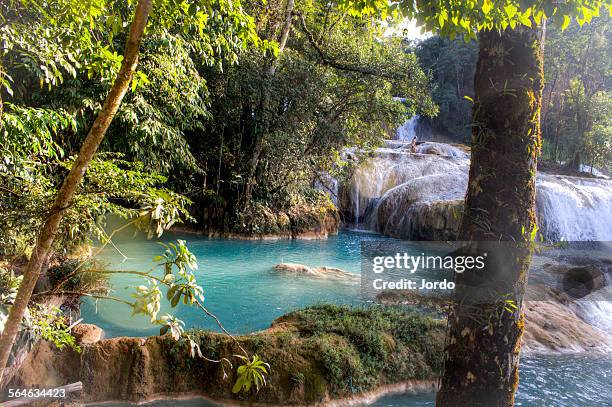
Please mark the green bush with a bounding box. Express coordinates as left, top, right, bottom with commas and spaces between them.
48, 258, 109, 294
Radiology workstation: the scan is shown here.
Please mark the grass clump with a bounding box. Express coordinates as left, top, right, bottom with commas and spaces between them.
153, 304, 444, 404
277, 304, 445, 395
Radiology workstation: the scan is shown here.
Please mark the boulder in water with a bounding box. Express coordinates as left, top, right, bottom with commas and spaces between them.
416, 142, 470, 159
274, 263, 357, 281
542, 263, 607, 299
275, 263, 316, 275
562, 265, 606, 299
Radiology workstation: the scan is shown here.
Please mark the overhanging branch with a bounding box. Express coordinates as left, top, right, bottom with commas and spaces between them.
296, 12, 409, 82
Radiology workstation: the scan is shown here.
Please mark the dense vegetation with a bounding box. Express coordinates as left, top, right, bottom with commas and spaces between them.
415, 18, 611, 173
1, 0, 437, 244
178, 304, 445, 402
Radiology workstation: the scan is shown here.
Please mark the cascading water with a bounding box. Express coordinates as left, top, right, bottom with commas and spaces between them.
396, 115, 419, 141
319, 141, 467, 228
536, 174, 612, 241
340, 141, 612, 242
338, 139, 612, 346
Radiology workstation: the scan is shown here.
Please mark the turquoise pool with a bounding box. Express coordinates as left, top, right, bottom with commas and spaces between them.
82, 230, 612, 406
81, 230, 383, 337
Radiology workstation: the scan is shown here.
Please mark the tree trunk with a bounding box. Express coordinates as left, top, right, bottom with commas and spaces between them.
243, 0, 294, 204
0, 0, 152, 380
436, 24, 544, 407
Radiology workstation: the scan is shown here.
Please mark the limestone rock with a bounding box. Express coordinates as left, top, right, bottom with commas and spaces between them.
274, 263, 358, 281
72, 324, 104, 344
523, 285, 612, 353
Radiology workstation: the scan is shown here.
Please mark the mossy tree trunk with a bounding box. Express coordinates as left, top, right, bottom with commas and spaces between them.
436, 25, 544, 407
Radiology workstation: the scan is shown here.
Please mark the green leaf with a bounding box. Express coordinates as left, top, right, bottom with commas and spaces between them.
504, 4, 518, 19
232, 377, 244, 393
482, 0, 492, 15
171, 292, 181, 307
561, 15, 571, 30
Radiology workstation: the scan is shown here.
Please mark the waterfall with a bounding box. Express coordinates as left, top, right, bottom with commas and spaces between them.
353, 182, 360, 227
396, 115, 419, 141
536, 174, 612, 241
340, 143, 612, 242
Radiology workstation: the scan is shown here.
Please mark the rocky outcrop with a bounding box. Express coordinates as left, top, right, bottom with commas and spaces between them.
172, 201, 340, 241
274, 263, 358, 281
11, 306, 444, 406
522, 285, 612, 353
371, 168, 466, 240
71, 324, 104, 345
377, 199, 463, 240
223, 204, 339, 240
338, 150, 469, 224
543, 264, 606, 299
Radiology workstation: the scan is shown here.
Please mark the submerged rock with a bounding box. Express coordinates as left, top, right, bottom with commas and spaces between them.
274, 263, 358, 281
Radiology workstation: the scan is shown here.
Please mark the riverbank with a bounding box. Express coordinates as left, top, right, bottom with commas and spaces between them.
10, 305, 445, 406
11, 299, 612, 407
171, 205, 340, 241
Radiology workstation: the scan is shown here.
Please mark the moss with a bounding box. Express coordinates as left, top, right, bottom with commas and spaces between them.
302, 369, 328, 402
129, 305, 445, 404
273, 304, 445, 395
232, 191, 339, 237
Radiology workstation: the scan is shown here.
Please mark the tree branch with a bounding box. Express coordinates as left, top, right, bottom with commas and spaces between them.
296, 12, 409, 82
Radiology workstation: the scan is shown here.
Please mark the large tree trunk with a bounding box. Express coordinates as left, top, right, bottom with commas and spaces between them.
436, 25, 544, 407
0, 0, 152, 381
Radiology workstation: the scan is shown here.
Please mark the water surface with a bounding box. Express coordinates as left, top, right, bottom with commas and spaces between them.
83, 231, 612, 406
82, 230, 383, 337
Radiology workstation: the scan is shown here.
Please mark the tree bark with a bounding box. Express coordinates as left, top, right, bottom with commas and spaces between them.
0, 0, 152, 381
436, 24, 544, 407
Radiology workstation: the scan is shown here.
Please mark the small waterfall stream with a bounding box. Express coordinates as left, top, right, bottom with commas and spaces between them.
537, 174, 612, 241
396, 115, 419, 141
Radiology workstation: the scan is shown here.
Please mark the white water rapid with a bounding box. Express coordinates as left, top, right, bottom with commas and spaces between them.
339, 141, 612, 242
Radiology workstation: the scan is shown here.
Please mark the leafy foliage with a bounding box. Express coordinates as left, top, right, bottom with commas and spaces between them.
29, 306, 81, 352
175, 0, 436, 232
541, 16, 611, 172
415, 36, 477, 141
337, 0, 611, 40
0, 267, 81, 353
0, 153, 192, 257
232, 354, 270, 394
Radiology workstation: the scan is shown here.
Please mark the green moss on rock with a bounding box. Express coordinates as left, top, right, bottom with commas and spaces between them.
12, 304, 445, 405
